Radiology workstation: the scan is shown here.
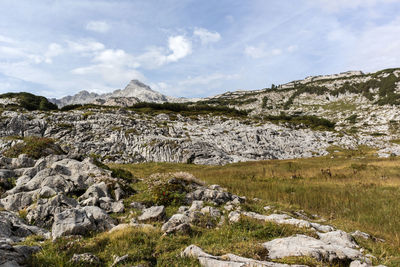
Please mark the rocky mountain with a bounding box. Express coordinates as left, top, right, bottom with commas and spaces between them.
51, 80, 172, 107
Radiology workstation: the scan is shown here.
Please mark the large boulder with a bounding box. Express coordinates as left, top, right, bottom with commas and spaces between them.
182, 245, 307, 267
51, 206, 115, 239
262, 234, 364, 263
1, 157, 112, 211
26, 194, 78, 228
0, 211, 49, 242
0, 242, 41, 267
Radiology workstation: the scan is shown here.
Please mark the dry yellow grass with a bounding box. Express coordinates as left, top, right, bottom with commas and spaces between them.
112, 148, 400, 265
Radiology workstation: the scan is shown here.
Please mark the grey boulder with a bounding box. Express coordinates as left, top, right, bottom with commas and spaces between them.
51, 206, 115, 239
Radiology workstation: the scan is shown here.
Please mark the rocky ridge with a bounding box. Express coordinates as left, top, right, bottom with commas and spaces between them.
51, 80, 190, 107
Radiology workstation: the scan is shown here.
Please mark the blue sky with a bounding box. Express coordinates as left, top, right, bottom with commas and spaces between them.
1, 0, 400, 98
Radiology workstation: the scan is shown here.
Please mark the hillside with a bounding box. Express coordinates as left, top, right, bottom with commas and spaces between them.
202, 68, 400, 138
1, 68, 400, 266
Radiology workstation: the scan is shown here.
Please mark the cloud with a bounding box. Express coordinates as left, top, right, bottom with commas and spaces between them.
86, 21, 111, 33
287, 45, 298, 52
137, 35, 192, 68
179, 73, 240, 86
72, 48, 143, 85
43, 43, 63, 63
346, 16, 400, 71
312, 0, 397, 12
245, 44, 297, 59
68, 39, 105, 53
194, 28, 221, 45
244, 45, 268, 59
166, 35, 192, 62
0, 34, 16, 44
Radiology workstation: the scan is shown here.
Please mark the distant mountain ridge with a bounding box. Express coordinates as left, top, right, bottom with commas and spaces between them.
50, 80, 183, 107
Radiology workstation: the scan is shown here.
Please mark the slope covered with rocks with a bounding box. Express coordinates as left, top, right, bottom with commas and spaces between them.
0, 152, 388, 266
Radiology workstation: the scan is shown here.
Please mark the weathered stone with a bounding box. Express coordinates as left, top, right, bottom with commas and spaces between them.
111, 254, 129, 267
262, 234, 364, 262
51, 206, 115, 239
189, 200, 204, 211
0, 211, 48, 242
317, 230, 359, 249
138, 206, 165, 221
0, 244, 41, 266
228, 211, 241, 223
26, 194, 78, 228
164, 223, 191, 235
70, 253, 100, 265
181, 245, 307, 267
161, 214, 190, 232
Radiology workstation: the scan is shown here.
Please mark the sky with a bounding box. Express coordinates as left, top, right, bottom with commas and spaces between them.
1, 0, 400, 99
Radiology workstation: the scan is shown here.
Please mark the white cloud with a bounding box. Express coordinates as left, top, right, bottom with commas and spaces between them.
245, 44, 297, 59
271, 49, 282, 56
179, 73, 240, 86
244, 45, 267, 59
312, 0, 397, 12
194, 28, 221, 45
137, 35, 192, 68
68, 39, 105, 53
43, 43, 63, 63
346, 16, 400, 71
0, 34, 16, 44
287, 45, 298, 52
72, 48, 143, 85
86, 21, 111, 33
166, 35, 192, 62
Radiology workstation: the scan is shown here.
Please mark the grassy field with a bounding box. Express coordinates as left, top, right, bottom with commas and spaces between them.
110, 146, 400, 266
28, 146, 400, 266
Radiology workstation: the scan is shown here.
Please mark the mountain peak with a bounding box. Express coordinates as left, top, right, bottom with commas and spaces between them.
53, 80, 170, 107
128, 79, 150, 88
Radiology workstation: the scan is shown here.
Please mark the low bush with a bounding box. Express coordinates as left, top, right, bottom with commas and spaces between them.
265, 113, 335, 130
128, 102, 248, 117
151, 181, 187, 206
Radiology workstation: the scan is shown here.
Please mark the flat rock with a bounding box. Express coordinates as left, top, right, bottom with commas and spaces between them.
138, 205, 165, 221
262, 234, 364, 262
182, 245, 307, 267
51, 206, 115, 239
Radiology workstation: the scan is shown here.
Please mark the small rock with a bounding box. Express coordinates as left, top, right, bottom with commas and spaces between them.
130, 202, 145, 210
164, 223, 191, 235
228, 211, 241, 223
111, 254, 129, 267
70, 253, 100, 264
189, 200, 203, 211
138, 206, 165, 221
161, 214, 190, 232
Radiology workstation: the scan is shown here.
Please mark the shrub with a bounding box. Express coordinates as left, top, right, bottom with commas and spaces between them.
128, 102, 248, 117
151, 182, 186, 206
265, 113, 335, 130
346, 114, 358, 124
111, 168, 135, 181
3, 137, 64, 159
